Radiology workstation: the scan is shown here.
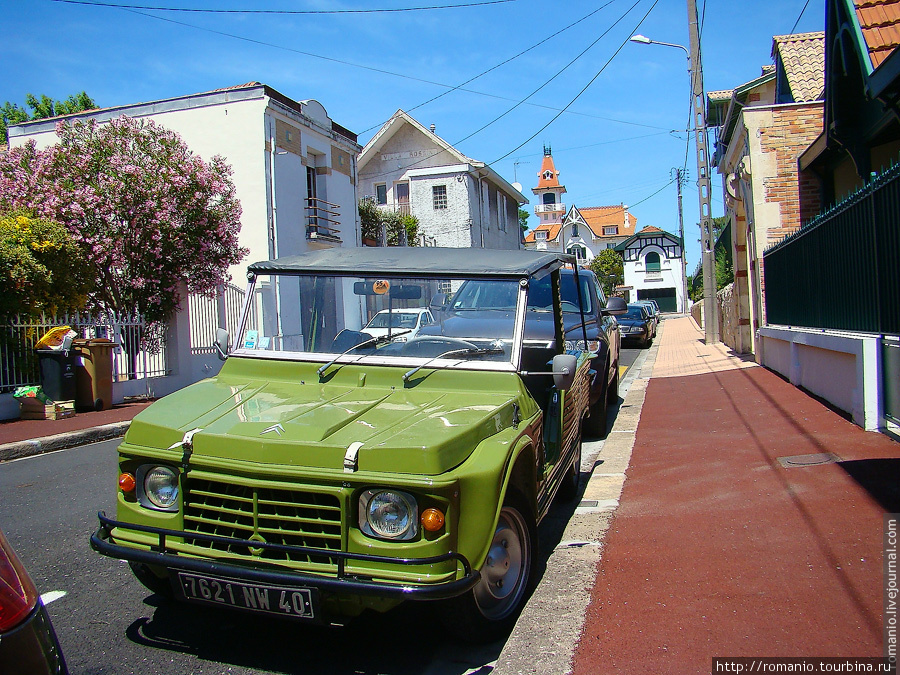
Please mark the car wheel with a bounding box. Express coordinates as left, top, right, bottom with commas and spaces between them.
129, 562, 173, 598
606, 362, 620, 404
440, 495, 536, 643
583, 372, 609, 439
558, 434, 582, 502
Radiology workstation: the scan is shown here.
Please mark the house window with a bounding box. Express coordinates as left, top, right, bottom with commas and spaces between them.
499, 194, 507, 232
645, 252, 661, 272
375, 184, 387, 205
567, 244, 587, 260
603, 226, 618, 236
571, 222, 579, 237
542, 193, 556, 205
433, 185, 448, 210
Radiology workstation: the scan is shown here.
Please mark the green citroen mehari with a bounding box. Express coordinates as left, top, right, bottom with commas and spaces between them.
92, 247, 626, 640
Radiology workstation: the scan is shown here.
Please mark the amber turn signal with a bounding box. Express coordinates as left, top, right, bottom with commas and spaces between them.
420, 508, 445, 532
119, 472, 136, 493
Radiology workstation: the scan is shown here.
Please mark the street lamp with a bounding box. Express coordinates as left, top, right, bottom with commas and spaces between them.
629, 28, 718, 342
629, 34, 688, 57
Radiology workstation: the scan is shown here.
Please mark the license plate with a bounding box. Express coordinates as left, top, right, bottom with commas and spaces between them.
175, 572, 316, 620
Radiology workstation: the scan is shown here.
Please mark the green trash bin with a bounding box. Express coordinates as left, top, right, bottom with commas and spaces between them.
73, 338, 115, 411
36, 349, 77, 403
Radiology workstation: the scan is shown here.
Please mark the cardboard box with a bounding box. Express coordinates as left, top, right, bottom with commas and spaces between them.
19, 398, 76, 420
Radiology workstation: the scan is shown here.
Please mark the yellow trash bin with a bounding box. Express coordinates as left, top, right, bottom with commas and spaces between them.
73, 338, 115, 411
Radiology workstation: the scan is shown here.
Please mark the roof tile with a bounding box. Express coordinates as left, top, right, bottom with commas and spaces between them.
772, 32, 825, 102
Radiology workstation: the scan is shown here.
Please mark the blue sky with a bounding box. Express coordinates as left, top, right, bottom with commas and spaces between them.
1, 0, 826, 273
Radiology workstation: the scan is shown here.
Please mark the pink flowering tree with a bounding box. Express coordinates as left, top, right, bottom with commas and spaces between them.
0, 116, 247, 329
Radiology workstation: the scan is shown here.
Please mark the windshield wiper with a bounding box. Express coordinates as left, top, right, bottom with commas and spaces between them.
402, 342, 504, 383
317, 329, 413, 378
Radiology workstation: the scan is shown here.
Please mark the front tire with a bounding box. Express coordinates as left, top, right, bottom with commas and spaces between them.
606, 362, 620, 404
583, 370, 609, 438
441, 495, 536, 643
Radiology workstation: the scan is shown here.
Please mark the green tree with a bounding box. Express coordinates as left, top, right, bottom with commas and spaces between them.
589, 249, 624, 297
0, 210, 94, 315
518, 208, 530, 234
358, 199, 419, 246
1, 91, 97, 143
715, 246, 734, 290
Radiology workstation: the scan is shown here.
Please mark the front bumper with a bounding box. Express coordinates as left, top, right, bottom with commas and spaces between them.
91, 511, 480, 601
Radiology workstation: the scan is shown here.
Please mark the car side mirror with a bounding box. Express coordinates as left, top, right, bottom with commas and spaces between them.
214, 328, 229, 361
552, 354, 577, 391
604, 296, 628, 315
429, 293, 449, 312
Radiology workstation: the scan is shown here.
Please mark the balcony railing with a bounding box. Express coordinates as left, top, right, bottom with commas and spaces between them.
306, 197, 341, 243
535, 203, 565, 214
376, 201, 411, 217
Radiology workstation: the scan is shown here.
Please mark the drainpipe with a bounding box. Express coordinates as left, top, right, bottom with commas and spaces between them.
467, 166, 487, 248
267, 116, 284, 348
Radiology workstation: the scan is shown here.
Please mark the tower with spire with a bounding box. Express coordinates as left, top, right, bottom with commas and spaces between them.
532, 146, 566, 233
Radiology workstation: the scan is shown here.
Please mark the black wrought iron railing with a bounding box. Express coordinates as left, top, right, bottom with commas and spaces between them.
763, 162, 900, 335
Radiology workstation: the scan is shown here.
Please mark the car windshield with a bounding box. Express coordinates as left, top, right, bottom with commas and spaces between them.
450, 272, 593, 313
623, 306, 647, 320
366, 311, 420, 329
235, 272, 519, 369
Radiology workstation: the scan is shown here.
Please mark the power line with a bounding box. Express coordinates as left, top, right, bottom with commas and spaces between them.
359, 0, 619, 134
789, 0, 812, 34
359, 1, 659, 183
49, 0, 517, 14
491, 0, 660, 164
108, 5, 675, 134
454, 0, 644, 149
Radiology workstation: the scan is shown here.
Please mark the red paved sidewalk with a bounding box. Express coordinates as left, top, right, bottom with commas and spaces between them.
573, 318, 899, 673
0, 399, 152, 448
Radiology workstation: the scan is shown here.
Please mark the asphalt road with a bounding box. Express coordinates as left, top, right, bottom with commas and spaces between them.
0, 346, 645, 675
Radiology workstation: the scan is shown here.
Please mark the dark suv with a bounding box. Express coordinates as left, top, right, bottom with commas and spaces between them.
430, 267, 626, 436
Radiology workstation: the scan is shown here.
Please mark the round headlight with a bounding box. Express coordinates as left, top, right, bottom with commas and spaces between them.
366, 491, 416, 539
144, 466, 179, 509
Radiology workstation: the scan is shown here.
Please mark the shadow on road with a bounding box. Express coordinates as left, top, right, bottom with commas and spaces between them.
839, 458, 900, 513
126, 592, 502, 675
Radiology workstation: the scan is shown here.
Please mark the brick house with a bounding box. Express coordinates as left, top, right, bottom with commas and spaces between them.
707, 32, 825, 354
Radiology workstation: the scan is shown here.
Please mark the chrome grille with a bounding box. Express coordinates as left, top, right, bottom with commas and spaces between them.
182, 478, 342, 568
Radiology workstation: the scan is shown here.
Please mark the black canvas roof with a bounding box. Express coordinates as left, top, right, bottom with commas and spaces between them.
248, 247, 573, 278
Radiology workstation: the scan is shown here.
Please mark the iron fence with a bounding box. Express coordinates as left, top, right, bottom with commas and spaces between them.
189, 283, 246, 356
764, 161, 900, 335
0, 312, 168, 394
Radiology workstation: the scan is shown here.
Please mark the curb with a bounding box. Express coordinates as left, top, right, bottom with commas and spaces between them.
0, 421, 132, 462
493, 323, 663, 675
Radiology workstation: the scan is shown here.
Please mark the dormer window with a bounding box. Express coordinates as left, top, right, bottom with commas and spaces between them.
535, 230, 548, 241
543, 170, 554, 180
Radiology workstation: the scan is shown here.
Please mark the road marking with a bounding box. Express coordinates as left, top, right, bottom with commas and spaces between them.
41, 590, 66, 605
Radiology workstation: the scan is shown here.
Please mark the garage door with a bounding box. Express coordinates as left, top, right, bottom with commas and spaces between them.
638, 287, 677, 313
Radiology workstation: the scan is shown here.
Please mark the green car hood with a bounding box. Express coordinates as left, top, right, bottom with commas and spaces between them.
124, 357, 528, 476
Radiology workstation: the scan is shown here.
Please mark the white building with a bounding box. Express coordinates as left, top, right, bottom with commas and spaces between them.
8, 82, 362, 280
614, 226, 686, 313
357, 110, 526, 249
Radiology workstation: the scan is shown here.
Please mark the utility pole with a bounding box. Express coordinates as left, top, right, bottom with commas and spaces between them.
687, 0, 718, 343
673, 168, 689, 314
